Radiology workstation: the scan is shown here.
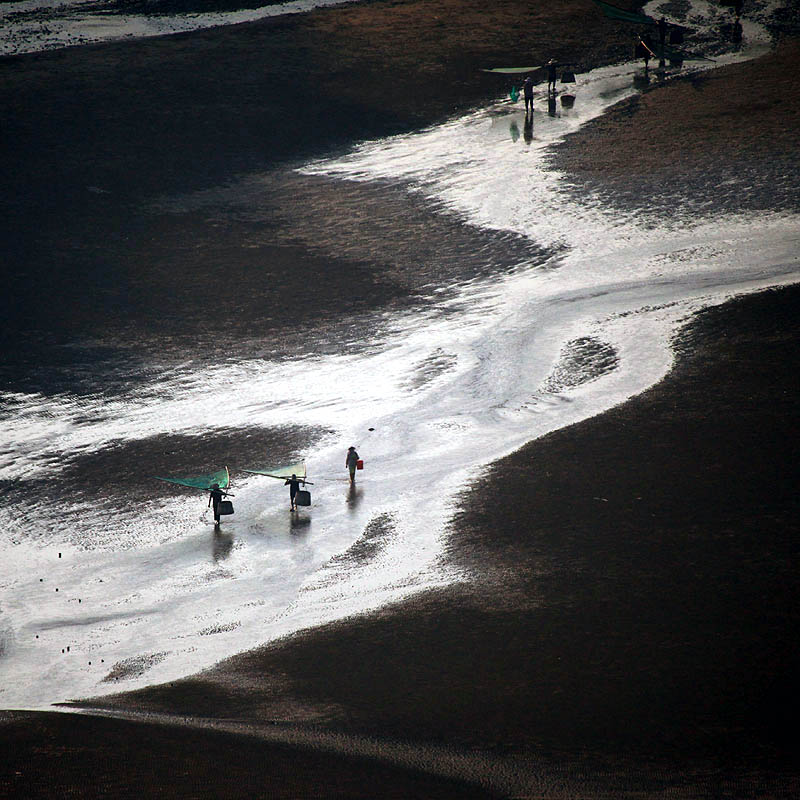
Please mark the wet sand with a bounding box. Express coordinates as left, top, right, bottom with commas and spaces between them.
0, 0, 635, 372
550, 37, 800, 214
63, 286, 800, 798
2, 1, 800, 797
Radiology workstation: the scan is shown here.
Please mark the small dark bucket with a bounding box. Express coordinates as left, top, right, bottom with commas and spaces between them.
560, 94, 576, 108
296, 490, 311, 506
219, 500, 234, 515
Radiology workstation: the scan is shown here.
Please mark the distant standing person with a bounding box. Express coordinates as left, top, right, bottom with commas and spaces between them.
523, 75, 534, 116
208, 483, 224, 525
285, 473, 303, 511
658, 16, 668, 47
640, 34, 654, 72
346, 446, 360, 482
658, 17, 668, 68
546, 59, 558, 94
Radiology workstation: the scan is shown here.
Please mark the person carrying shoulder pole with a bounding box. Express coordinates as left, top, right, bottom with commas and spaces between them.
285, 473, 304, 511
208, 483, 223, 526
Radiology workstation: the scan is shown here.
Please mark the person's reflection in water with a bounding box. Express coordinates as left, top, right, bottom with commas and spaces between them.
346, 481, 363, 510
523, 115, 533, 144
212, 529, 234, 562
547, 93, 557, 117
290, 514, 311, 534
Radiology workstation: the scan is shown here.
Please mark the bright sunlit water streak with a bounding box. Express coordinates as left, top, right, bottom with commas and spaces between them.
1, 0, 798, 708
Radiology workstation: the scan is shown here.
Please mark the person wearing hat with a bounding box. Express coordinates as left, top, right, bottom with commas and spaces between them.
208, 483, 224, 526
523, 75, 534, 117
285, 473, 304, 511
345, 446, 360, 482
546, 59, 558, 94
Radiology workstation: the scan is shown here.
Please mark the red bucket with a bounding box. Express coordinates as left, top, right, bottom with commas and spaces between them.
356, 459, 364, 470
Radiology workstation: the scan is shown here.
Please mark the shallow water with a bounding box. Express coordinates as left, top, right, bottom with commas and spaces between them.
0, 0, 359, 56
1, 0, 798, 709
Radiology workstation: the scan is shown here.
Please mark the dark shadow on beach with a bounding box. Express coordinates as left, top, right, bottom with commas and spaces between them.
0, 711, 496, 799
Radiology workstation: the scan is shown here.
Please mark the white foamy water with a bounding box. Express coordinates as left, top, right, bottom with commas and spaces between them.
1, 1, 798, 709
0, 0, 779, 57
0, 0, 358, 56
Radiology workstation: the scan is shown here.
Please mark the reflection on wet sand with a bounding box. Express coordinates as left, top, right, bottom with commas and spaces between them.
346, 482, 363, 510
290, 514, 311, 534
212, 529, 234, 562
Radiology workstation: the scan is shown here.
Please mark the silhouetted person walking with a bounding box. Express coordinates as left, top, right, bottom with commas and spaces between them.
546, 60, 557, 94
658, 17, 668, 68
523, 75, 534, 116
346, 446, 360, 482
208, 483, 223, 526
285, 473, 303, 511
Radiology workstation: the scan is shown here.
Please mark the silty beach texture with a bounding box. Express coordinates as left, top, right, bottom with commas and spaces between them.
2, 0, 800, 797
